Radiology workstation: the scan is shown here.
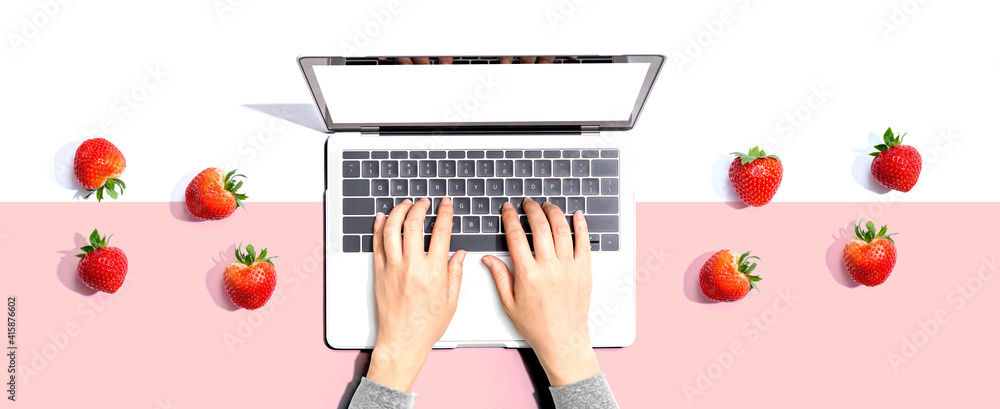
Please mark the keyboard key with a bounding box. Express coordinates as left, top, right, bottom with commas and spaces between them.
486, 150, 504, 158
582, 178, 600, 195
531, 197, 547, 205
344, 179, 370, 197
343, 235, 361, 252
400, 161, 417, 177
343, 161, 361, 178
390, 180, 408, 196
448, 150, 466, 159
518, 216, 533, 232
343, 217, 376, 233
533, 160, 552, 177
567, 197, 585, 214
390, 151, 407, 159
511, 198, 527, 214
548, 197, 567, 213
448, 198, 468, 215
433, 198, 443, 214
442, 234, 509, 252
524, 179, 543, 195
525, 150, 542, 158
572, 160, 590, 176
410, 179, 427, 197
563, 179, 581, 195
467, 151, 486, 159
429, 150, 447, 159
515, 160, 532, 176
380, 161, 399, 177
372, 180, 390, 196
449, 180, 466, 196
362, 161, 379, 177
486, 179, 504, 195
590, 234, 601, 251
438, 160, 456, 177
601, 150, 619, 158
458, 160, 475, 177
505, 179, 524, 196
505, 150, 523, 158
452, 216, 461, 233
371, 151, 389, 159
472, 198, 490, 214
463, 216, 480, 233
409, 151, 427, 159
429, 179, 447, 196
601, 178, 618, 195
543, 150, 561, 158
602, 234, 619, 251
553, 160, 571, 177
570, 215, 618, 232
562, 150, 580, 158
343, 151, 368, 159
362, 235, 373, 252
491, 197, 508, 214
467, 179, 485, 196
496, 160, 514, 177
582, 150, 600, 158
419, 161, 437, 177
482, 216, 501, 233
591, 159, 618, 177
587, 197, 619, 214
477, 160, 495, 177
423, 216, 437, 233
343, 198, 374, 215
394, 198, 411, 206
376, 198, 394, 214
543, 179, 561, 196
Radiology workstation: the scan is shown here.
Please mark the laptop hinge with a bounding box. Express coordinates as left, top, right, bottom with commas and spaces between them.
581, 125, 600, 136
361, 126, 380, 135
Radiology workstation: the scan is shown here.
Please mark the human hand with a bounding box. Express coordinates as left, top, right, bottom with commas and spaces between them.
482, 198, 600, 387
366, 198, 466, 392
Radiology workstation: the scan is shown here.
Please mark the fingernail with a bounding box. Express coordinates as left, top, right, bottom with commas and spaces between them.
502, 202, 513, 210
574, 210, 584, 220
376, 212, 385, 221
457, 250, 467, 263
442, 197, 452, 205
402, 199, 412, 205
481, 256, 492, 267
420, 197, 430, 203
524, 197, 534, 203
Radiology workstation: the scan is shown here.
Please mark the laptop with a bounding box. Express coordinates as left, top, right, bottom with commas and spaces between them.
300, 55, 664, 349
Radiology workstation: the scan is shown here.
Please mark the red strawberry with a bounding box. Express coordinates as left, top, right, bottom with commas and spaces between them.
870, 127, 921, 192
185, 168, 248, 220
74, 138, 126, 201
729, 147, 783, 207
844, 220, 897, 287
224, 243, 277, 310
75, 229, 128, 293
699, 250, 762, 302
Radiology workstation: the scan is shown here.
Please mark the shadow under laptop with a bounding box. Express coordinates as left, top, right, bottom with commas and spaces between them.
336, 350, 373, 409
242, 103, 328, 133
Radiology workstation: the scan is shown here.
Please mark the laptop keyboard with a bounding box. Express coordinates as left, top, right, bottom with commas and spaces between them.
340, 149, 620, 253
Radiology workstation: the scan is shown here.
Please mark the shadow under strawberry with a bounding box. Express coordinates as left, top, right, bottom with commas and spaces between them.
206, 245, 240, 311
53, 140, 96, 200
825, 223, 861, 288
711, 155, 749, 209
850, 132, 892, 194
55, 233, 98, 295
170, 170, 205, 222
683, 251, 718, 304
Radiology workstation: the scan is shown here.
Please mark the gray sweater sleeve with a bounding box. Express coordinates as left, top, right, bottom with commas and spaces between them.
549, 373, 620, 409
347, 377, 417, 409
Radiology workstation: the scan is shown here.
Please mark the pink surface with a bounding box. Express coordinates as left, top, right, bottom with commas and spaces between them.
2, 202, 998, 407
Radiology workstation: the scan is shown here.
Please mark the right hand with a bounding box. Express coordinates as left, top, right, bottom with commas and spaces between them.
481, 198, 601, 387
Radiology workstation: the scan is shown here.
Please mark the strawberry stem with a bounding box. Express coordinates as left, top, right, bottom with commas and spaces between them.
233, 242, 276, 266
731, 146, 781, 165
76, 228, 112, 257
737, 251, 763, 292
84, 178, 126, 202
224, 170, 249, 211
854, 219, 897, 243
870, 127, 908, 156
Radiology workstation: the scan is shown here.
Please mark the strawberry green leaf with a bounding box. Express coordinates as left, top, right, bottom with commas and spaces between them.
89, 229, 100, 247
883, 127, 894, 145
874, 144, 888, 151
107, 187, 118, 199
96, 187, 104, 202
246, 244, 256, 261
257, 248, 267, 261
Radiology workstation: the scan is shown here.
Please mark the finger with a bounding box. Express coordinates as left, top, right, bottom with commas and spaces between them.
538, 56, 555, 64
499, 56, 514, 64
429, 197, 454, 258
572, 210, 592, 265
519, 56, 536, 64
395, 57, 413, 65
447, 250, 466, 303
413, 57, 431, 65
482, 255, 514, 310
403, 198, 431, 258
372, 212, 387, 269
382, 199, 412, 262
522, 198, 555, 258
437, 57, 453, 65
544, 202, 574, 261
501, 202, 533, 263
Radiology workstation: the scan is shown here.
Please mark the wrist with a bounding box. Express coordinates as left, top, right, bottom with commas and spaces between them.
367, 342, 430, 393
537, 345, 601, 387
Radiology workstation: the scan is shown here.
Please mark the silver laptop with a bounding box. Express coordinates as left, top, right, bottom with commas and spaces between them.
300, 55, 663, 348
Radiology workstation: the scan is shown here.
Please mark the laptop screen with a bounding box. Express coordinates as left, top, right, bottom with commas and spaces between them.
300, 55, 663, 132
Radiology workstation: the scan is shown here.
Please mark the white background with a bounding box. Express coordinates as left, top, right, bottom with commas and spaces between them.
1, 0, 996, 202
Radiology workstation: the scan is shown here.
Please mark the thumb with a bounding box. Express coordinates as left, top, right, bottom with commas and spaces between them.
447, 250, 467, 302
482, 255, 514, 309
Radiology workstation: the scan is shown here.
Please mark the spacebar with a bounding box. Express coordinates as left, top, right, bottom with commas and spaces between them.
430, 235, 511, 252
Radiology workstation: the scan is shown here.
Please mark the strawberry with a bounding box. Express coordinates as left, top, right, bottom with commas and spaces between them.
75, 229, 128, 293
224, 243, 277, 310
870, 127, 921, 192
699, 250, 762, 302
729, 146, 782, 207
74, 138, 126, 201
844, 220, 897, 287
185, 168, 248, 220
